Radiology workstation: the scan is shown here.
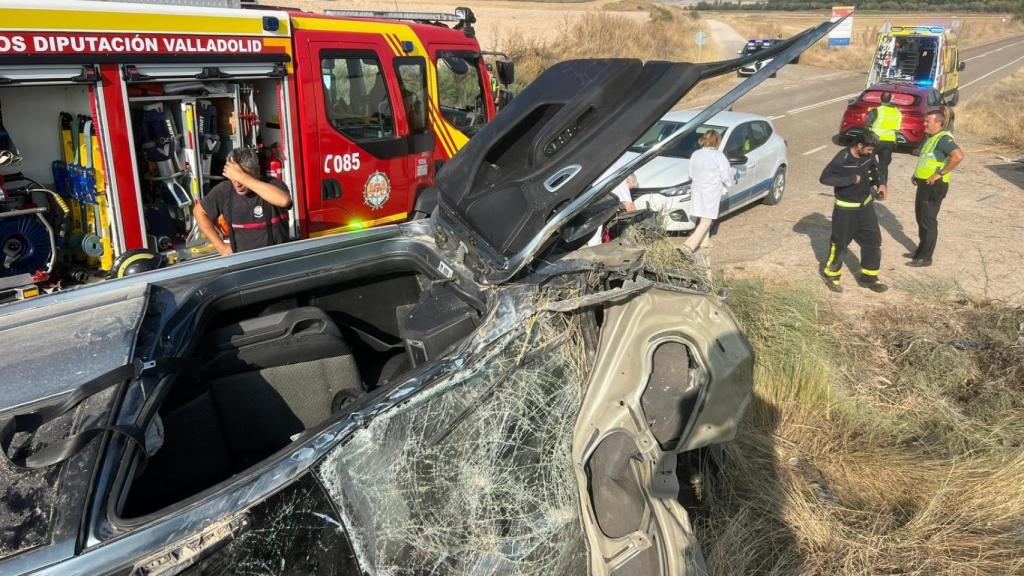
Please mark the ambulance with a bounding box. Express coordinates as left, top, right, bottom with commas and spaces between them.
867, 23, 964, 104
0, 0, 511, 292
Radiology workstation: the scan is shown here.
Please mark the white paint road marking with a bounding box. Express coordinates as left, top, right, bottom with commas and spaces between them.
768, 114, 787, 120
786, 92, 860, 115
960, 54, 1024, 90
965, 40, 1022, 62
802, 145, 829, 156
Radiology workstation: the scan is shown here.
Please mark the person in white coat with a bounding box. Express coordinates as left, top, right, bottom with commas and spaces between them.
684, 130, 733, 252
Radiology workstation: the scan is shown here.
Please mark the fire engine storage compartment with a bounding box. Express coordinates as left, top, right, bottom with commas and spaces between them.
117, 255, 483, 517
124, 63, 289, 259
0, 78, 103, 283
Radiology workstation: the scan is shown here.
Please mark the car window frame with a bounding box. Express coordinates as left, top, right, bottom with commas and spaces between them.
749, 121, 772, 149
724, 122, 755, 157
319, 49, 398, 143
434, 49, 488, 137
393, 56, 429, 136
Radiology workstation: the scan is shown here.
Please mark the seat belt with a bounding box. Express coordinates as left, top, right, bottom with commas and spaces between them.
0, 357, 191, 470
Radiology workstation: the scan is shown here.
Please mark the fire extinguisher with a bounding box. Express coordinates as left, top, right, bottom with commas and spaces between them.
265, 143, 283, 181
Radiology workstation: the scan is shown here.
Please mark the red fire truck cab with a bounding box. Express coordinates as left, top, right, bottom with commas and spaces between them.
0, 0, 510, 289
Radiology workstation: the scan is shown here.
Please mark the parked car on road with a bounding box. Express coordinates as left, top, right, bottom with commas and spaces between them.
840, 82, 947, 147
0, 19, 837, 576
737, 38, 788, 77
609, 109, 788, 232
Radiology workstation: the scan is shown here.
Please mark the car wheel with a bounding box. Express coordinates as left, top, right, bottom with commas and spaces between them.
947, 89, 960, 106
763, 166, 786, 205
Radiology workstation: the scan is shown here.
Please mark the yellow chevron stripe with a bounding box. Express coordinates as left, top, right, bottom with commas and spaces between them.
387, 34, 400, 54
382, 34, 401, 56
429, 108, 456, 158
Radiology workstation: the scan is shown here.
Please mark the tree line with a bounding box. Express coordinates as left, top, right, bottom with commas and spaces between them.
691, 0, 1023, 16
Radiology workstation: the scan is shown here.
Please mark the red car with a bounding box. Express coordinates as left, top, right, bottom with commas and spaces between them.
840, 83, 947, 147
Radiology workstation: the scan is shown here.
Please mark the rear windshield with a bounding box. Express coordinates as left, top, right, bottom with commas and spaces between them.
862, 91, 918, 106
741, 41, 773, 56
628, 121, 727, 159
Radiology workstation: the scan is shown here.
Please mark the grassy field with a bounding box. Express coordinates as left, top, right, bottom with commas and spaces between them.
958, 67, 1024, 149
709, 12, 1024, 71
695, 277, 1024, 575
501, 8, 702, 86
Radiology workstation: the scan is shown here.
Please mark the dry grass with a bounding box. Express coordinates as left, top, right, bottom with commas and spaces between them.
498, 10, 703, 87
697, 277, 1024, 575
958, 67, 1024, 149
711, 12, 1024, 71
495, 9, 704, 83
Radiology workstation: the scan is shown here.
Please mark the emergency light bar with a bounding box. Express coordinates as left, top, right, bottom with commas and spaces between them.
324, 8, 476, 25
890, 26, 945, 33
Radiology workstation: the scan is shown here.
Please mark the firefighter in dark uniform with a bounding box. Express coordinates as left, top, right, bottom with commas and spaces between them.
907, 109, 963, 267
819, 131, 889, 293
866, 91, 902, 186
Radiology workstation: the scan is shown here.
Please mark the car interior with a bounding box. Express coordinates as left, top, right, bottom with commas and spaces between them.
118, 262, 483, 518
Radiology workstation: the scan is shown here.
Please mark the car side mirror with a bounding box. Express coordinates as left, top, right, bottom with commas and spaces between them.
728, 154, 748, 166
958, 61, 966, 72
496, 59, 515, 86
497, 88, 514, 111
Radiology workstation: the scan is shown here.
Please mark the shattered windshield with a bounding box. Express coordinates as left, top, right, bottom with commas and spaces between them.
317, 308, 590, 575
436, 51, 488, 137
628, 121, 726, 159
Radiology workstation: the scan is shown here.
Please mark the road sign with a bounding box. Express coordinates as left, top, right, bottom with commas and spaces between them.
829, 6, 855, 47
694, 30, 707, 61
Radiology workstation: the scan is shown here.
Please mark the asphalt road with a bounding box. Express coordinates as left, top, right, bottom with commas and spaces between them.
681, 31, 1024, 300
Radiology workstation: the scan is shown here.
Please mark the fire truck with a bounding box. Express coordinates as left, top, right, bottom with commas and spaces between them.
0, 0, 512, 294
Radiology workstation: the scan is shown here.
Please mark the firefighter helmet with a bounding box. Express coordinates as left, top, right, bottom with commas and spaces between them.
108, 248, 166, 279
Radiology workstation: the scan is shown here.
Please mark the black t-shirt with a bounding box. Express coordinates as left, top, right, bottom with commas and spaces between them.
200, 179, 290, 253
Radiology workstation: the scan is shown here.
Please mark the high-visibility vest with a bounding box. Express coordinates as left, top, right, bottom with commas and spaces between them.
870, 104, 902, 142
914, 130, 954, 183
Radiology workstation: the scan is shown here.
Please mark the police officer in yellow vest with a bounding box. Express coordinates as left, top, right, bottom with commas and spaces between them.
866, 92, 902, 186
907, 110, 963, 267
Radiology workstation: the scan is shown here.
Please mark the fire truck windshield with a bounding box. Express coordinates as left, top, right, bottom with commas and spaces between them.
436, 51, 487, 137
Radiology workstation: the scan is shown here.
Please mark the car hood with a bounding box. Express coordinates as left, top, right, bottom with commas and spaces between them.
432, 17, 843, 284
606, 152, 690, 190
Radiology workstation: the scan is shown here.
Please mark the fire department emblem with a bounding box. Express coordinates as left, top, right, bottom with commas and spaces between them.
253, 204, 264, 219
364, 171, 391, 210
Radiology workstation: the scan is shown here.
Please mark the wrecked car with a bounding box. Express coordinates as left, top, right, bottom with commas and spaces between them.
0, 19, 836, 576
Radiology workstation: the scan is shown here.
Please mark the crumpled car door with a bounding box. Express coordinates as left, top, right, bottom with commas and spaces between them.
574, 287, 754, 576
